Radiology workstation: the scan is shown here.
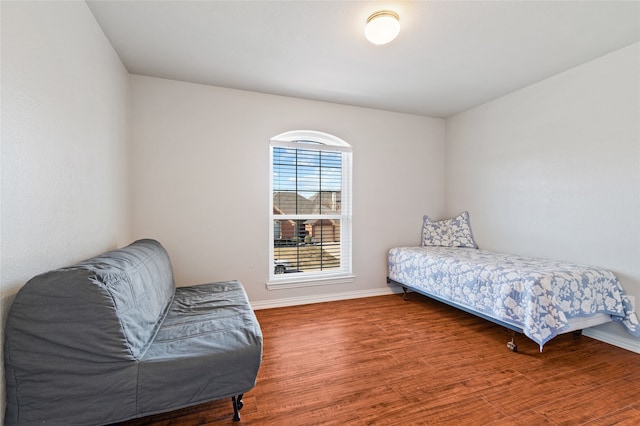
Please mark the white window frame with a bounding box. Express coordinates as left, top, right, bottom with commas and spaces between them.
268, 130, 354, 289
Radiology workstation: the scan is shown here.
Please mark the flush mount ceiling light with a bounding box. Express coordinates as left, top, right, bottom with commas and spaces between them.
365, 10, 400, 45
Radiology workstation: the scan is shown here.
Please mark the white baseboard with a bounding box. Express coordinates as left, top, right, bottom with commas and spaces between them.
583, 329, 640, 354
250, 287, 403, 310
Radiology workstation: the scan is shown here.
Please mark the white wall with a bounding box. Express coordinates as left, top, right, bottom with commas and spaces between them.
130, 75, 445, 304
1, 0, 131, 415
445, 42, 640, 350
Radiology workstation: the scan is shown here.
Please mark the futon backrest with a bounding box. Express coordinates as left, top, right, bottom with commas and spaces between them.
4, 239, 176, 424
74, 238, 176, 358
6, 239, 175, 362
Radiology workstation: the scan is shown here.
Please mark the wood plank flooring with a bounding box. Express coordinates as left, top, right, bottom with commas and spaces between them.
120, 293, 640, 425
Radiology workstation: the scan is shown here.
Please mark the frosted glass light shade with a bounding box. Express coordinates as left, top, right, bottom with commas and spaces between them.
365, 10, 400, 45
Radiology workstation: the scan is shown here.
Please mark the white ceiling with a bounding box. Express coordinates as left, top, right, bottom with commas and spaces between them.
86, 1, 640, 118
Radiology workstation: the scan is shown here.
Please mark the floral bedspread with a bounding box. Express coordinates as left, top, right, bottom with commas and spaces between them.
388, 246, 640, 348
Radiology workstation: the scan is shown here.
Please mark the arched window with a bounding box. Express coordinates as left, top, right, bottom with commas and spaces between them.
269, 130, 353, 288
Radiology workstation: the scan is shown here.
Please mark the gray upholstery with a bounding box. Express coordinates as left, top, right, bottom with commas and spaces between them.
4, 239, 262, 425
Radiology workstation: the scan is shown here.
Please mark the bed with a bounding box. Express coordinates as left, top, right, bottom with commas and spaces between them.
387, 212, 640, 352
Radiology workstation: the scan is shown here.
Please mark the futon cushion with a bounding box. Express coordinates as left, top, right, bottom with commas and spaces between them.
4, 239, 176, 425
137, 280, 263, 415
76, 238, 176, 358
4, 268, 140, 425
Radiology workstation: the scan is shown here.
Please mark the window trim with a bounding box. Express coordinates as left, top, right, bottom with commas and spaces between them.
268, 130, 353, 289
271, 130, 351, 148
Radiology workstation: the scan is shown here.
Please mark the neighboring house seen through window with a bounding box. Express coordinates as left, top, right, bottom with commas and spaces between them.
269, 131, 353, 288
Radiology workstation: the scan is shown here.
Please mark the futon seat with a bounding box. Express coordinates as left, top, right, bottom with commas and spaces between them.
137, 282, 263, 412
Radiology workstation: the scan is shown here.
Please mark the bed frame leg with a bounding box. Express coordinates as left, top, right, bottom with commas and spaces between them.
507, 331, 518, 352
232, 394, 244, 421
402, 287, 409, 301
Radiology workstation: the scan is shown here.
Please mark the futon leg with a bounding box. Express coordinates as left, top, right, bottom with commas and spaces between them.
232, 394, 244, 421
402, 287, 409, 301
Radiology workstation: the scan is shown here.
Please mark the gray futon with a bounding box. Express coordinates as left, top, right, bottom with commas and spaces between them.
4, 239, 263, 425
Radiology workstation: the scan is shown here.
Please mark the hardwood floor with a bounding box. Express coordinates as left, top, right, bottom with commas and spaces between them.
120, 293, 640, 425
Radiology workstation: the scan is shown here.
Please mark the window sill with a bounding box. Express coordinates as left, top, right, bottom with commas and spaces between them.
266, 274, 356, 290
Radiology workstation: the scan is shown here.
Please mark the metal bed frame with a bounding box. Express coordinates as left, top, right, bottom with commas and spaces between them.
386, 277, 584, 352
